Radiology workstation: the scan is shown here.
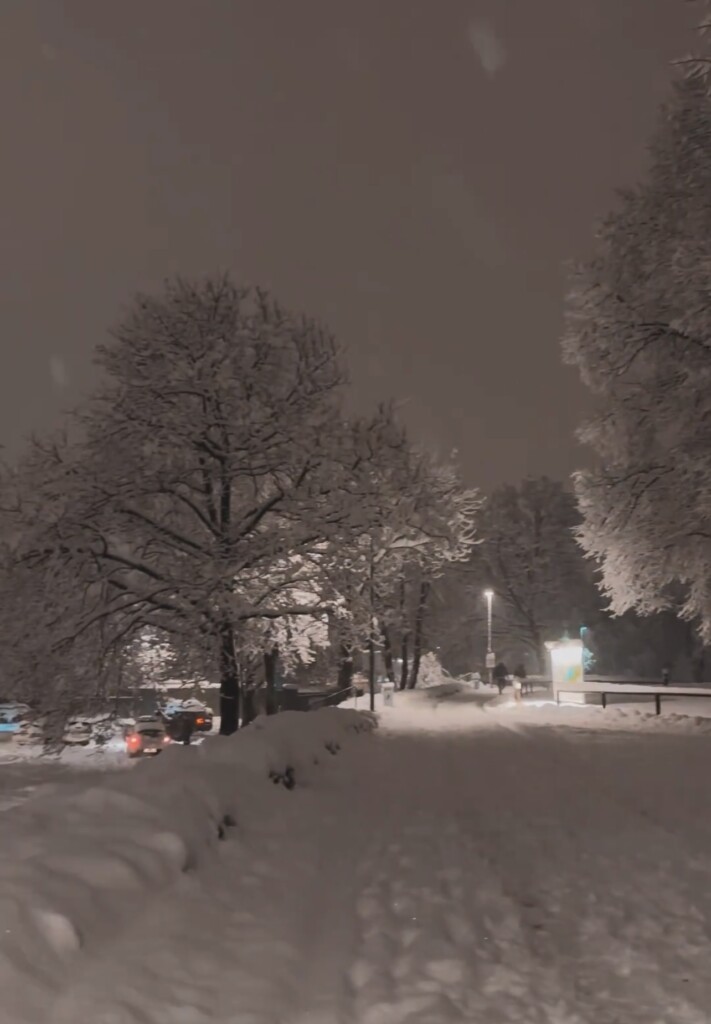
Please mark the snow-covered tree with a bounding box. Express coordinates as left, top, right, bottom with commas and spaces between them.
564, 75, 711, 638
323, 449, 479, 693
339, 454, 475, 692
0, 277, 484, 726
674, 1, 711, 84
129, 629, 177, 687
466, 478, 598, 672
1, 278, 408, 733
0, 495, 123, 737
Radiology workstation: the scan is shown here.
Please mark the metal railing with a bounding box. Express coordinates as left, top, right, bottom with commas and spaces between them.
556, 687, 711, 716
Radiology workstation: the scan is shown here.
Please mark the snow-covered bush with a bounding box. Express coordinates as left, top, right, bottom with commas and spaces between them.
0, 707, 375, 1023
416, 651, 447, 689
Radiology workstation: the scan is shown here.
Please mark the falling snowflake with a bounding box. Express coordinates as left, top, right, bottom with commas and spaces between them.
49, 356, 68, 389
467, 20, 506, 77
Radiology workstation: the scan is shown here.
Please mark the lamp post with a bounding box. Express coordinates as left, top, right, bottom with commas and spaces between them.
484, 589, 494, 685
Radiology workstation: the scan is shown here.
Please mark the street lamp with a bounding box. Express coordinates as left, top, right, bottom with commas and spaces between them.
483, 589, 494, 685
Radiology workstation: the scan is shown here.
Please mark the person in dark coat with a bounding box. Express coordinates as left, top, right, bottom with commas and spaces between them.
172, 712, 194, 746
492, 662, 509, 695
513, 663, 528, 694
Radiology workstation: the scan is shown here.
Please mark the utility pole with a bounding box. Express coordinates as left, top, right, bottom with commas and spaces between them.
369, 545, 376, 712
484, 589, 494, 686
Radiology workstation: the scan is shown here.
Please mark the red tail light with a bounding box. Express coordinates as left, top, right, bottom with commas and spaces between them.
127, 733, 140, 748
196, 717, 204, 725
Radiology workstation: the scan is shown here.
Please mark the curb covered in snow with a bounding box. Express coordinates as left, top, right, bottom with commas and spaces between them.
0, 708, 375, 1023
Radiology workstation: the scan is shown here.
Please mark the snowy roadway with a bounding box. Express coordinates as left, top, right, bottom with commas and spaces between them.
24, 706, 711, 1024
0, 747, 127, 813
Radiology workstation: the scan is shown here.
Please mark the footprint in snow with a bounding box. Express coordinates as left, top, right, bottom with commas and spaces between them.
348, 958, 378, 990
361, 991, 459, 1023
424, 957, 467, 985
357, 894, 382, 920
444, 911, 476, 945
437, 866, 463, 883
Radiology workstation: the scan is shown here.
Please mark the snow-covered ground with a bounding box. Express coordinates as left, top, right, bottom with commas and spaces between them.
0, 726, 220, 814
0, 742, 128, 812
5, 695, 711, 1021
351, 681, 711, 736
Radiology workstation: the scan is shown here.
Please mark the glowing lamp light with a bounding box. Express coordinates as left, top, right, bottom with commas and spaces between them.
545, 638, 584, 697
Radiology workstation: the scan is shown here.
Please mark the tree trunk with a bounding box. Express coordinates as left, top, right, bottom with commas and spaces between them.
529, 626, 545, 675
218, 623, 240, 735
686, 623, 706, 683
113, 660, 124, 716
264, 647, 278, 716
337, 642, 354, 691
368, 631, 376, 712
381, 624, 396, 683
407, 580, 430, 689
692, 650, 706, 684
368, 548, 376, 711
399, 633, 409, 691
397, 579, 409, 690
242, 687, 258, 726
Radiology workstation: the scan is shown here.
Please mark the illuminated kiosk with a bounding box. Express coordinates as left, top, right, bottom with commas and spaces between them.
546, 638, 584, 703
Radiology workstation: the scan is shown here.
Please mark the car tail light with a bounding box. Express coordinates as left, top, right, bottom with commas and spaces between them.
196, 717, 204, 725
127, 733, 140, 748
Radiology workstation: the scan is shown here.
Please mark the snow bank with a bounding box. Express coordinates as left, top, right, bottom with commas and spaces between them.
0, 707, 375, 1024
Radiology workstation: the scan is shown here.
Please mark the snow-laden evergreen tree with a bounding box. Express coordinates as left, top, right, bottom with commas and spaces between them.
564, 73, 711, 637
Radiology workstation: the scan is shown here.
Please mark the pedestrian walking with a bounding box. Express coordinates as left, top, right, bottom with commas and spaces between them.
513, 663, 528, 694
493, 661, 509, 696
172, 711, 194, 746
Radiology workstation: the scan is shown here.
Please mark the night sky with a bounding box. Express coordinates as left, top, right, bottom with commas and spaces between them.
1, 1, 695, 488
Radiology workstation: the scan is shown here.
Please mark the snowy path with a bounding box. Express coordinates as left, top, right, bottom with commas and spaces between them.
28, 723, 711, 1023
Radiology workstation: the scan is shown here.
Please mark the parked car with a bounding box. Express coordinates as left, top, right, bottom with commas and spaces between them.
0, 703, 30, 738
190, 706, 213, 732
125, 716, 168, 758
161, 699, 213, 733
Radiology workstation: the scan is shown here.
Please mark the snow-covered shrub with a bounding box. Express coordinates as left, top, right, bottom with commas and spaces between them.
0, 707, 375, 1023
416, 651, 447, 689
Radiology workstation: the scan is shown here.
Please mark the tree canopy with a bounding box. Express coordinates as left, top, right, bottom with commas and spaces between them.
0, 276, 478, 730
564, 76, 711, 638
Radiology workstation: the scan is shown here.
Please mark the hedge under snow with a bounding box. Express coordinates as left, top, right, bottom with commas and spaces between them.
0, 707, 375, 1023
